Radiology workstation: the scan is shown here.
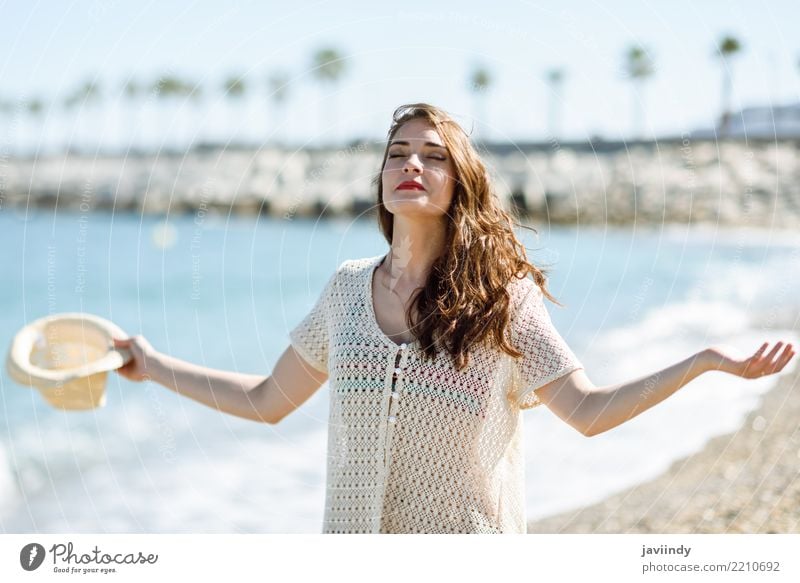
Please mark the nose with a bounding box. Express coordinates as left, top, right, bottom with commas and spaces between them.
402, 154, 422, 174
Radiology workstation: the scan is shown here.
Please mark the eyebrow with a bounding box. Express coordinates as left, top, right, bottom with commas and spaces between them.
388, 140, 447, 149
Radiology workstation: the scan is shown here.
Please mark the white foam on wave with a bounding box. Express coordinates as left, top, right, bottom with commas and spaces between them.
525, 288, 798, 521
0, 395, 328, 533
0, 444, 20, 518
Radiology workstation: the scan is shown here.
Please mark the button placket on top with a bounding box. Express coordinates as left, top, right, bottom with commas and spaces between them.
374, 342, 409, 532
383, 343, 408, 467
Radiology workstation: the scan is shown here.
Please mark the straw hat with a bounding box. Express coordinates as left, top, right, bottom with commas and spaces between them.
6, 313, 132, 410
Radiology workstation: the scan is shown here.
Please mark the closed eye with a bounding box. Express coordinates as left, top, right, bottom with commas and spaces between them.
388, 153, 446, 160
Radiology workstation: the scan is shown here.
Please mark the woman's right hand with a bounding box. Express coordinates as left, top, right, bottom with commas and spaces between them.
112, 335, 159, 382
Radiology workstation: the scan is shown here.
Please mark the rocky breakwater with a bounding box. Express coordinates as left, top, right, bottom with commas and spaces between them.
2, 138, 798, 228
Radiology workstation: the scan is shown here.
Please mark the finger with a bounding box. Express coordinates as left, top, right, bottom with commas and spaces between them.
762, 345, 791, 374
746, 343, 769, 369
776, 345, 794, 368
744, 346, 770, 374
768, 342, 790, 365
763, 341, 783, 362
113, 337, 130, 347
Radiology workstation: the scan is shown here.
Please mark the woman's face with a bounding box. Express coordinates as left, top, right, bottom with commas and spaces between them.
381, 118, 456, 220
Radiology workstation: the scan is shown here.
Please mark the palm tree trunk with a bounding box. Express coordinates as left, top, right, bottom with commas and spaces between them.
720, 69, 733, 137
548, 94, 561, 139
631, 84, 640, 139
480, 95, 488, 142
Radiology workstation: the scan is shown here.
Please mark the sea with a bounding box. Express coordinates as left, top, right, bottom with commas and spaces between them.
1, 207, 798, 533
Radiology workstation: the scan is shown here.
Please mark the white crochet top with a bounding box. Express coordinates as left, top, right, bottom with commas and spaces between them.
289, 254, 583, 533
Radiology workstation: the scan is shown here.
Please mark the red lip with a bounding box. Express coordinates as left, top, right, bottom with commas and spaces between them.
397, 181, 425, 191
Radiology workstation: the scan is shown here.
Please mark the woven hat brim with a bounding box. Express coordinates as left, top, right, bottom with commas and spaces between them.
6, 313, 131, 392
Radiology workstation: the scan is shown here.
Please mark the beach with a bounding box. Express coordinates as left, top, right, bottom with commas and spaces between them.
2, 210, 798, 533
528, 320, 800, 534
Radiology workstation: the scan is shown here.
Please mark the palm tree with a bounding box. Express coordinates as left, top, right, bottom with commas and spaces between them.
223, 74, 246, 145
163, 76, 202, 150
623, 45, 655, 139
152, 75, 191, 150
224, 76, 245, 99
0, 98, 14, 152
80, 81, 102, 150
469, 65, 492, 141
62, 91, 79, 153
26, 98, 44, 154
64, 79, 102, 152
714, 35, 743, 137
121, 79, 142, 151
124, 79, 139, 100
185, 80, 203, 150
267, 70, 290, 145
311, 47, 347, 143
544, 67, 566, 140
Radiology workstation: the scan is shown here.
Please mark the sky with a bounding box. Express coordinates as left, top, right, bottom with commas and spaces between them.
2, 0, 800, 150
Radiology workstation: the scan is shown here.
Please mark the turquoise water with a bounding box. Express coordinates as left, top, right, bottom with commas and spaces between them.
1, 209, 798, 532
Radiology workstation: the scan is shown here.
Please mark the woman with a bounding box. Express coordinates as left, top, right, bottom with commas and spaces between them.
114, 103, 795, 534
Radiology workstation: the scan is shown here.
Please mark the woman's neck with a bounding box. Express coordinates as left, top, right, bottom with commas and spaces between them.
385, 217, 446, 288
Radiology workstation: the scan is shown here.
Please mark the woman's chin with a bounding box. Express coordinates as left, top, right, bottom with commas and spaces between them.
385, 196, 425, 211
384, 204, 449, 222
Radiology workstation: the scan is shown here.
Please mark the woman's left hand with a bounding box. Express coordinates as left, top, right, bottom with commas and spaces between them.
703, 341, 795, 378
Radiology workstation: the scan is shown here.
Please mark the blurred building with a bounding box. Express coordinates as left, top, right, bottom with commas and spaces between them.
692, 102, 800, 139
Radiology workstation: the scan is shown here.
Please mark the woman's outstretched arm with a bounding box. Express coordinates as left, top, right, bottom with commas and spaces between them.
112, 336, 328, 424
534, 341, 795, 437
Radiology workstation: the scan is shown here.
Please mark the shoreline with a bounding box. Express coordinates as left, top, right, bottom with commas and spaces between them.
528, 337, 800, 534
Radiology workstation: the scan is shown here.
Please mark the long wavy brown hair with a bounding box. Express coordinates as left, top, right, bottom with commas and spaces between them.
373, 103, 564, 370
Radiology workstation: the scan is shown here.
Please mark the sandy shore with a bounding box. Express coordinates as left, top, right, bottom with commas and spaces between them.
528, 335, 800, 534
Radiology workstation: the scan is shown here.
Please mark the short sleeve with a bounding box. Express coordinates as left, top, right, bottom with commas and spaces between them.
288, 270, 337, 374
511, 283, 584, 410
